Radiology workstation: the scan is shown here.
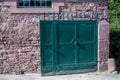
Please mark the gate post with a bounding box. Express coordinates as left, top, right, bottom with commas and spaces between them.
98, 20, 110, 72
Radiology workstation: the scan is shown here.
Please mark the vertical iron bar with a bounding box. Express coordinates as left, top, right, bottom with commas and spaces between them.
76, 12, 77, 20
72, 13, 74, 20
81, 12, 83, 20
62, 12, 64, 20
53, 12, 55, 20
48, 12, 50, 20
88, 12, 90, 20
91, 12, 93, 19
38, 12, 40, 21
44, 12, 45, 20
96, 13, 98, 20
77, 13, 79, 20
79, 13, 81, 20
83, 12, 85, 20
58, 13, 59, 20
67, 13, 69, 20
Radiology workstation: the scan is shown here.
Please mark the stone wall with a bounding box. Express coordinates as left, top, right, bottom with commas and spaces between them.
0, 0, 109, 74
62, 0, 108, 21
0, 7, 40, 73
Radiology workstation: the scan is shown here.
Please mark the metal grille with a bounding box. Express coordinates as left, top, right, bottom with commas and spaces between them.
38, 12, 98, 21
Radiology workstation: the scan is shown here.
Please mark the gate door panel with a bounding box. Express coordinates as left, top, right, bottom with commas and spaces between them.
40, 20, 98, 76
40, 21, 55, 75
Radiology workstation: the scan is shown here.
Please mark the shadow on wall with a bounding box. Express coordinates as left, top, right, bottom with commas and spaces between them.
110, 30, 120, 67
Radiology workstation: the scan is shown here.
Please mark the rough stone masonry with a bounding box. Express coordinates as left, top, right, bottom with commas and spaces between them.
0, 0, 109, 74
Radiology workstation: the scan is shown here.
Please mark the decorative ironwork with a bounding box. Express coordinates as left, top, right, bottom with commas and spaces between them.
38, 12, 98, 21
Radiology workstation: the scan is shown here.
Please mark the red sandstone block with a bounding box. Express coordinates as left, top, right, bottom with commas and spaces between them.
99, 41, 109, 62
99, 61, 108, 72
99, 41, 109, 52
99, 20, 110, 40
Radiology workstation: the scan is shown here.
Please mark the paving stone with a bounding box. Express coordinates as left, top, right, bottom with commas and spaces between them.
0, 74, 120, 80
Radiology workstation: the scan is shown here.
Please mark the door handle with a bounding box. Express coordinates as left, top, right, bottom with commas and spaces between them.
74, 41, 79, 47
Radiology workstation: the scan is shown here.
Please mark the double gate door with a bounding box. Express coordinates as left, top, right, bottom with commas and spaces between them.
40, 20, 98, 76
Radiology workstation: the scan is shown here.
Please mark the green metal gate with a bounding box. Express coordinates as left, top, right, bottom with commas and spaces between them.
40, 13, 98, 76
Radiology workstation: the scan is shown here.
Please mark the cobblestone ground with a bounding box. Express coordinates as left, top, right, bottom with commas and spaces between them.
0, 74, 120, 80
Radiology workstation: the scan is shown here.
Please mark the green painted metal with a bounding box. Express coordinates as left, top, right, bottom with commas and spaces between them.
40, 20, 98, 76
